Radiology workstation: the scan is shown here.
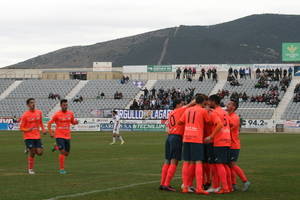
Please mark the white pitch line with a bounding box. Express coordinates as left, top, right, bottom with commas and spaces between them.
43, 177, 180, 200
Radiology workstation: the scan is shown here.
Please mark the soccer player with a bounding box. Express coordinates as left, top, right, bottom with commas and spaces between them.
226, 100, 251, 191
159, 99, 195, 192
205, 94, 232, 194
47, 99, 78, 174
110, 110, 125, 145
178, 95, 217, 195
20, 98, 46, 174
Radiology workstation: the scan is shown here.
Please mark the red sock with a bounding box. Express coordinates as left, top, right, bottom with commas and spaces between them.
203, 163, 211, 184
212, 164, 220, 188
160, 164, 170, 185
224, 165, 232, 190
195, 163, 204, 190
59, 154, 65, 170
182, 162, 190, 188
187, 163, 195, 187
163, 164, 177, 186
216, 164, 229, 190
232, 165, 248, 182
28, 156, 34, 170
231, 168, 237, 185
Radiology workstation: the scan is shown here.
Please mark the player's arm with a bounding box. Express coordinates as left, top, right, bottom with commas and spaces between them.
39, 112, 47, 134
71, 113, 78, 125
204, 113, 223, 142
177, 110, 187, 125
185, 99, 196, 108
47, 115, 56, 137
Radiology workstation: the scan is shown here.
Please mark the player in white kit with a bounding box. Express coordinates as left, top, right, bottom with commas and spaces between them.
110, 110, 125, 145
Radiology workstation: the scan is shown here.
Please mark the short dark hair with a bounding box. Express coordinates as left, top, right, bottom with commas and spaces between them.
112, 110, 117, 114
195, 94, 205, 104
60, 99, 68, 105
173, 98, 183, 108
231, 100, 239, 110
195, 93, 208, 101
209, 94, 221, 105
26, 98, 35, 105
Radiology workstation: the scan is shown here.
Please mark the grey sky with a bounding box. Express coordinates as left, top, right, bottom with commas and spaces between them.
0, 0, 299, 68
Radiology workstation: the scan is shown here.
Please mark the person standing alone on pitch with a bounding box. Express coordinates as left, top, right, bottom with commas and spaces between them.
20, 98, 46, 174
47, 99, 78, 174
110, 110, 125, 145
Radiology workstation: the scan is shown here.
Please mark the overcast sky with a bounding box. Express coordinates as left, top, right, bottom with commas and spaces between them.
0, 0, 299, 68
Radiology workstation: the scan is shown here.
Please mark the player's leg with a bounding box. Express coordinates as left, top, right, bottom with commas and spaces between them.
159, 136, 171, 189
116, 127, 125, 144
214, 147, 230, 194
229, 149, 250, 191
181, 143, 191, 193
24, 140, 37, 174
110, 132, 117, 145
35, 139, 44, 156
56, 138, 69, 174
192, 143, 209, 195
163, 135, 182, 191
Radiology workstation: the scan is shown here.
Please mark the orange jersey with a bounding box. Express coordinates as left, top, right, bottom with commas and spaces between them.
49, 110, 75, 139
204, 110, 221, 142
204, 109, 214, 138
167, 106, 188, 135
179, 105, 209, 143
20, 109, 43, 139
212, 106, 231, 147
228, 112, 241, 149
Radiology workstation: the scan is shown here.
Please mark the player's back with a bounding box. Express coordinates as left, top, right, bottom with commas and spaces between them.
212, 106, 231, 147
181, 105, 208, 143
168, 106, 188, 135
228, 112, 240, 149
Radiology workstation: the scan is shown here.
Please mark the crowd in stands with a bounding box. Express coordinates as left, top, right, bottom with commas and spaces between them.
97, 92, 105, 99
176, 67, 218, 82
48, 93, 61, 100
223, 67, 293, 106
294, 83, 300, 102
114, 91, 123, 99
228, 67, 252, 79
130, 87, 196, 110
120, 76, 130, 84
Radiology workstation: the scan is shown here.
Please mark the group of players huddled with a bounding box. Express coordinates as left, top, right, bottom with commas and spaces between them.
159, 94, 251, 194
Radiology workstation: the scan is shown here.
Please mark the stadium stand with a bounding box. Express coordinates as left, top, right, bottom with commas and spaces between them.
281, 83, 300, 120
220, 79, 287, 119
0, 80, 78, 117
0, 79, 14, 95
68, 80, 142, 117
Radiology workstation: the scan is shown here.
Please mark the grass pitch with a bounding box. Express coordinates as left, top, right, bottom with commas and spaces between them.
0, 131, 299, 200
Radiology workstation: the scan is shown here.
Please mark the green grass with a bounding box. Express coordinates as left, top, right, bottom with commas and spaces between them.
0, 131, 299, 200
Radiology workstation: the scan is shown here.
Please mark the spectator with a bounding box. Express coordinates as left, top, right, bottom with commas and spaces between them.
100, 92, 105, 99
192, 67, 196, 77
234, 69, 238, 79
141, 87, 149, 98
151, 87, 156, 97
183, 68, 188, 79
201, 68, 206, 79
176, 68, 181, 79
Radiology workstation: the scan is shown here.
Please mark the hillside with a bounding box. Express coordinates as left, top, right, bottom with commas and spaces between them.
6, 14, 300, 69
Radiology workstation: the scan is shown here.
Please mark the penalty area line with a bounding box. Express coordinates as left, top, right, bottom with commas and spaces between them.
43, 177, 180, 200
